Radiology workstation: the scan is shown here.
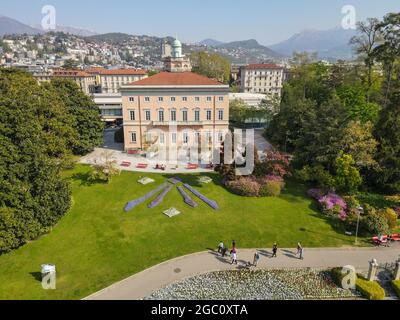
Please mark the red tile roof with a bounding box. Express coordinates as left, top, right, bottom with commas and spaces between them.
86, 67, 147, 75
127, 72, 224, 86
53, 70, 93, 77
244, 64, 283, 70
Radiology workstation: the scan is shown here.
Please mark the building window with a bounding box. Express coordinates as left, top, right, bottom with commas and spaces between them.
171, 109, 176, 121
172, 133, 177, 144
207, 97, 212, 102
219, 96, 224, 101
206, 110, 212, 121
145, 97, 150, 102
195, 110, 200, 122
181, 97, 187, 102
158, 97, 164, 102
171, 97, 176, 102
182, 110, 188, 122
218, 110, 224, 121
130, 132, 137, 143
129, 110, 135, 121
218, 132, 224, 142
159, 133, 165, 144
129, 97, 134, 102
145, 110, 151, 121
195, 97, 200, 102
158, 109, 164, 122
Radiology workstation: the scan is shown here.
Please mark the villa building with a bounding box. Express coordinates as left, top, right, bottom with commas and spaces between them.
240, 63, 285, 99
120, 39, 230, 154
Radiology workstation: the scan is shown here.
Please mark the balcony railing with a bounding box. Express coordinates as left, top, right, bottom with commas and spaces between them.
152, 121, 203, 126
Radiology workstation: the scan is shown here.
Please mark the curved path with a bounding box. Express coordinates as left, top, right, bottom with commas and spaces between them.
85, 246, 400, 300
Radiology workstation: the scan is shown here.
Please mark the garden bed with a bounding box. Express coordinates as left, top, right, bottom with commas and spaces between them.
146, 269, 361, 300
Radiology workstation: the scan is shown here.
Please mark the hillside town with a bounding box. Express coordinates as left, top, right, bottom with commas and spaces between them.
0, 32, 288, 126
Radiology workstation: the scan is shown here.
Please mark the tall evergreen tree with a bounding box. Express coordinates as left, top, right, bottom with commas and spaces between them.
374, 92, 400, 193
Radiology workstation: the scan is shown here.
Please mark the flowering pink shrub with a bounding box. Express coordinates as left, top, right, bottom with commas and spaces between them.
265, 175, 284, 182
318, 193, 348, 220
226, 177, 261, 197
225, 175, 285, 197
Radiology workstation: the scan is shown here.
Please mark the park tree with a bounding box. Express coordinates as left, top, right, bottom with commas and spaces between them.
333, 153, 362, 194
350, 18, 383, 100
373, 92, 400, 193
229, 99, 249, 125
293, 97, 347, 171
341, 121, 378, 171
336, 85, 380, 123
190, 51, 231, 84
373, 12, 400, 107
0, 68, 72, 252
47, 78, 104, 155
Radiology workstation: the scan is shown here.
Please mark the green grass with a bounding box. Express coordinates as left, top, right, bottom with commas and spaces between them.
0, 165, 368, 300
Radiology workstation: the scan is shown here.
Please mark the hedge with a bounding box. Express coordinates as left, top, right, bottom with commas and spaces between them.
356, 276, 385, 300
330, 268, 385, 300
392, 280, 400, 298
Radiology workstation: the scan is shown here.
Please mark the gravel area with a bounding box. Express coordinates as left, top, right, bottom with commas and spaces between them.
146, 269, 361, 300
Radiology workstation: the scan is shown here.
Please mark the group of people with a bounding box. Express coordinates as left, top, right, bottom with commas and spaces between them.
218, 240, 238, 265
217, 241, 305, 267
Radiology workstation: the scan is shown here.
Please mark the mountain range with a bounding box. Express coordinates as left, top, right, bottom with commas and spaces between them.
0, 15, 43, 36
0, 15, 97, 37
269, 28, 357, 60
0, 14, 357, 60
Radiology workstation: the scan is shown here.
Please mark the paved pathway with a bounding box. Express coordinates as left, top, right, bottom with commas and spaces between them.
80, 128, 213, 174
85, 246, 400, 300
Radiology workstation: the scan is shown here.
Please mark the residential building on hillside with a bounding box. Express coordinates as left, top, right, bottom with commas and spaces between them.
86, 67, 148, 93
120, 39, 229, 157
240, 64, 285, 98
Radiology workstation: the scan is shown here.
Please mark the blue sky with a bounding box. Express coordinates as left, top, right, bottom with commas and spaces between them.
1, 0, 399, 45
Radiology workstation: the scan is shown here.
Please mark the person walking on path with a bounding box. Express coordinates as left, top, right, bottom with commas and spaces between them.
272, 243, 278, 258
221, 246, 228, 258
231, 251, 238, 265
218, 241, 224, 254
253, 251, 260, 266
297, 243, 304, 260
232, 240, 236, 250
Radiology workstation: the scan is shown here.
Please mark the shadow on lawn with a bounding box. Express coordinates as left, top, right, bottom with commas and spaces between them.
301, 206, 370, 246
30, 272, 42, 283
69, 172, 107, 187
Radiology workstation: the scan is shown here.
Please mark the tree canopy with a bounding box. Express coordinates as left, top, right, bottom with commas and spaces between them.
0, 68, 103, 252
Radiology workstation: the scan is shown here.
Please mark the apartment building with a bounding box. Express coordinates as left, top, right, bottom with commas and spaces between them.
240, 64, 285, 99
86, 67, 148, 93
34, 69, 97, 94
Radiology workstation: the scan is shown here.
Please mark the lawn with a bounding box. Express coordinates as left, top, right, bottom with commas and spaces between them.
0, 165, 367, 300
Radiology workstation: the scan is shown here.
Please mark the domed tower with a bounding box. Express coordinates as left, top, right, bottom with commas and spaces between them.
164, 37, 192, 73
171, 38, 183, 58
